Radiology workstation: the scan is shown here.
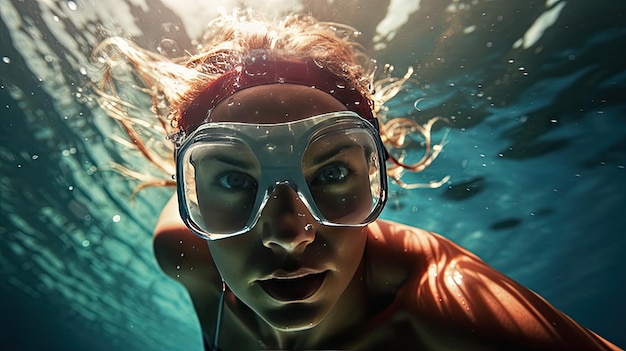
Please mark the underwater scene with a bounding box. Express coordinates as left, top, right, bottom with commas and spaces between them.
1, 0, 624, 350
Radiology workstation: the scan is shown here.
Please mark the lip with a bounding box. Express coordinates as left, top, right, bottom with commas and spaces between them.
258, 270, 328, 302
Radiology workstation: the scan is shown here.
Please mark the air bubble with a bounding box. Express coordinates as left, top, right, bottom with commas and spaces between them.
1, 57, 10, 64
413, 97, 427, 111
313, 59, 324, 69
383, 64, 394, 75
162, 23, 180, 33
67, 1, 77, 10
157, 39, 180, 57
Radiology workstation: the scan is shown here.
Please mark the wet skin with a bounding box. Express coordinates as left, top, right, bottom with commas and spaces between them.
206, 85, 369, 335
154, 85, 621, 350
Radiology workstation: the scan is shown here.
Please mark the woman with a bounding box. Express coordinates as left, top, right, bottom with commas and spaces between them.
94, 11, 620, 351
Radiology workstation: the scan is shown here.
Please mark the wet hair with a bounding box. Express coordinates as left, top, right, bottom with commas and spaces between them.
92, 10, 445, 192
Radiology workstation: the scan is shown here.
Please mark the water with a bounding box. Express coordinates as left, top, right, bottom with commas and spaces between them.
1, 0, 625, 350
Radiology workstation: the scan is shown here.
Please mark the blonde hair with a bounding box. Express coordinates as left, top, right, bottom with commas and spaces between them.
92, 10, 445, 193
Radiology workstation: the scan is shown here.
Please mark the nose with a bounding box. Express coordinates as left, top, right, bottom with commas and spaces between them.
260, 184, 316, 255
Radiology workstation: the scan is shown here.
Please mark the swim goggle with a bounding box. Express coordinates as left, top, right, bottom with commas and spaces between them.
175, 111, 388, 240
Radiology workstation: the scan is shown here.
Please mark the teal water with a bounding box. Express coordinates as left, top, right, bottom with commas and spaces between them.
1, 1, 624, 350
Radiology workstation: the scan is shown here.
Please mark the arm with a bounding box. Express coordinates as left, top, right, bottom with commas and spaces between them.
153, 195, 222, 326
373, 220, 620, 350
154, 195, 219, 286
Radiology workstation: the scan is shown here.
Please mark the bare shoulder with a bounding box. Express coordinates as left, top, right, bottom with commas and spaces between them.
154, 195, 221, 292
365, 219, 620, 350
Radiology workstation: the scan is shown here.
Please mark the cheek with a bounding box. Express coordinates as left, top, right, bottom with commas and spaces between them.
207, 239, 250, 283
328, 228, 367, 267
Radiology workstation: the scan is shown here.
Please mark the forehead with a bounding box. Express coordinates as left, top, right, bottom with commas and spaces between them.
208, 84, 347, 124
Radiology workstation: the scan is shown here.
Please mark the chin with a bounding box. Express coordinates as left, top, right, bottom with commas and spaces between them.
271, 320, 320, 332
260, 302, 329, 332
272, 321, 319, 333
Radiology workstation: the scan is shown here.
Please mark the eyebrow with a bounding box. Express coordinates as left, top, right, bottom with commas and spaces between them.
191, 151, 256, 169
214, 155, 256, 169
310, 143, 362, 165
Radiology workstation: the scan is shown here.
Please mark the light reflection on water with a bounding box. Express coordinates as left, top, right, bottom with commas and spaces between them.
0, 1, 624, 350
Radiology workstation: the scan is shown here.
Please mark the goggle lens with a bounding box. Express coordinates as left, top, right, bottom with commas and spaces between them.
176, 111, 387, 240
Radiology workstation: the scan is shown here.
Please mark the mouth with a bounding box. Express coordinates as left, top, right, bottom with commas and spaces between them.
258, 271, 328, 302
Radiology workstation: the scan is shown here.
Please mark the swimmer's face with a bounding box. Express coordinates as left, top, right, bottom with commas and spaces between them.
205, 84, 368, 331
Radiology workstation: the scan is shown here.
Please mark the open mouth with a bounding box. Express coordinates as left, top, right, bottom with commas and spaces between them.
258, 272, 327, 301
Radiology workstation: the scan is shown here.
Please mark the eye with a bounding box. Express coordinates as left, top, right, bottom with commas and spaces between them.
312, 164, 351, 185
217, 172, 257, 190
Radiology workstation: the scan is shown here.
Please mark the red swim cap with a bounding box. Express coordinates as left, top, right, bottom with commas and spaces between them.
179, 58, 374, 134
